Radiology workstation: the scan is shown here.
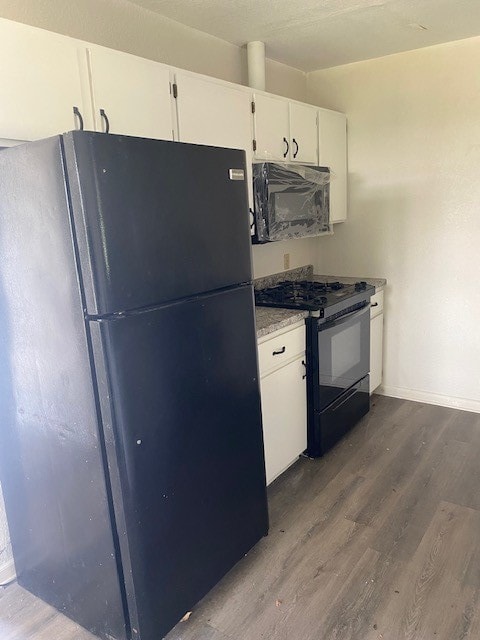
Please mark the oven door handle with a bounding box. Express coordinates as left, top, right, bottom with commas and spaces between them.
319, 303, 370, 331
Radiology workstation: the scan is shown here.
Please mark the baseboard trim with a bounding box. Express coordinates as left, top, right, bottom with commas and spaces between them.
377, 385, 480, 414
0, 558, 16, 585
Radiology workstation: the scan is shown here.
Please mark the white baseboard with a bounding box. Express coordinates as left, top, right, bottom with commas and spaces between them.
0, 558, 16, 585
377, 385, 480, 414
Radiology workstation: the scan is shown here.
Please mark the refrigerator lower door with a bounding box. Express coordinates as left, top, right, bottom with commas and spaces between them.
63, 131, 253, 316
90, 285, 268, 640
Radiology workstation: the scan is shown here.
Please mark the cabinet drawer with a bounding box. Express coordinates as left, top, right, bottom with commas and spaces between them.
258, 325, 305, 376
370, 290, 384, 318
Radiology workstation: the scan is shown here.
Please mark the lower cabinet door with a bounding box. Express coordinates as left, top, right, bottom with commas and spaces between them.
260, 356, 307, 485
370, 313, 384, 392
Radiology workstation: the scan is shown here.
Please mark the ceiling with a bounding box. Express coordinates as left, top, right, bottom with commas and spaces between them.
128, 0, 480, 71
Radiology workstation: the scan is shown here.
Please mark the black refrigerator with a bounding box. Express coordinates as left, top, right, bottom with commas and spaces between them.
0, 132, 268, 640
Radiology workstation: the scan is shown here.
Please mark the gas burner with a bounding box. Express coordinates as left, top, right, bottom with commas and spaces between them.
255, 278, 374, 312
312, 281, 344, 292
255, 280, 329, 310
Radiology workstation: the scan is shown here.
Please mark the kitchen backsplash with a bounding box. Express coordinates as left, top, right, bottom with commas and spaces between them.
254, 264, 313, 290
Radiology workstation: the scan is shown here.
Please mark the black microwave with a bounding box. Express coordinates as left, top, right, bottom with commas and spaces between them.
252, 163, 330, 243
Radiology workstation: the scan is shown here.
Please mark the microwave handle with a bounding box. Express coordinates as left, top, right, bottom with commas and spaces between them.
319, 303, 370, 331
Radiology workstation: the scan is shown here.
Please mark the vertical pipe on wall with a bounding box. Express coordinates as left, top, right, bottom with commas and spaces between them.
247, 41, 266, 91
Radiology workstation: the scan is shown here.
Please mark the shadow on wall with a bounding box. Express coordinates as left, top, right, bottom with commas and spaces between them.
319, 171, 419, 384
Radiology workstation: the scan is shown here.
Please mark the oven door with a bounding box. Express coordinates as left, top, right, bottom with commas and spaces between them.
317, 303, 370, 411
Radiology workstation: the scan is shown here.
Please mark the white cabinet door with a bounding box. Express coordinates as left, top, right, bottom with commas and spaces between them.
175, 72, 253, 209
370, 313, 384, 393
260, 356, 307, 485
0, 19, 87, 140
289, 103, 318, 164
88, 47, 174, 140
318, 109, 347, 223
253, 93, 290, 162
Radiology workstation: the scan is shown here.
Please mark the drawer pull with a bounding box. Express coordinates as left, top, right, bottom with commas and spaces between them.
302, 360, 307, 379
272, 346, 286, 356
371, 302, 379, 307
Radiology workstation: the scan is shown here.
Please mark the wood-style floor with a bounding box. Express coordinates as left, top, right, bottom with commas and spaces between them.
2, 396, 480, 640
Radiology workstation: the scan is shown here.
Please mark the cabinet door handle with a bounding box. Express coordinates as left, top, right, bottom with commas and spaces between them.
371, 302, 379, 307
100, 108, 110, 134
292, 138, 299, 158
283, 137, 289, 158
272, 346, 286, 355
73, 106, 84, 131
302, 360, 307, 379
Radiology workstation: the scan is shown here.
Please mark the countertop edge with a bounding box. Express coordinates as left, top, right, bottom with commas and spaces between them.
255, 308, 308, 340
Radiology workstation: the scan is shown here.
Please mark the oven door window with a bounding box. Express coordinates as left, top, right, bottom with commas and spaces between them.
317, 305, 370, 411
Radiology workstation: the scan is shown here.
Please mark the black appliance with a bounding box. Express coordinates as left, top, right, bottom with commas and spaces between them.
0, 132, 268, 640
255, 279, 374, 456
252, 163, 330, 243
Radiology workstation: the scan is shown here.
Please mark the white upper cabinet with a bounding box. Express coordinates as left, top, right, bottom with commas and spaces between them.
174, 72, 254, 209
87, 46, 174, 140
175, 72, 252, 150
0, 17, 347, 226
318, 108, 347, 223
0, 19, 87, 140
253, 94, 318, 165
288, 103, 318, 164
253, 93, 290, 162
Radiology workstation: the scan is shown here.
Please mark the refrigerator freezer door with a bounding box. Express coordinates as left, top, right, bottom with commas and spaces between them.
63, 131, 253, 316
90, 284, 268, 640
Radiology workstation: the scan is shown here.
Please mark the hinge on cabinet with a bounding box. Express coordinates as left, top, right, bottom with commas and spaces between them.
251, 101, 255, 114
172, 83, 178, 99
252, 139, 257, 152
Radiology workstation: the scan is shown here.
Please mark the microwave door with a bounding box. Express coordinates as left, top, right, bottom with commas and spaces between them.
253, 163, 330, 242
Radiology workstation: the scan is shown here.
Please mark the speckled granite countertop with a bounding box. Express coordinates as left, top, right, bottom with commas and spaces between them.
254, 266, 387, 339
255, 307, 308, 339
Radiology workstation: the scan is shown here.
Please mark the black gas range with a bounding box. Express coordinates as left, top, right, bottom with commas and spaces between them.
255, 278, 374, 457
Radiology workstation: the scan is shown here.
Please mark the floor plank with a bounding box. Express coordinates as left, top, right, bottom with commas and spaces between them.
2, 396, 480, 640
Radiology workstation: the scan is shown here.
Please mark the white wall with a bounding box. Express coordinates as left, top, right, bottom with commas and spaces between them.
251, 237, 318, 278
307, 36, 480, 410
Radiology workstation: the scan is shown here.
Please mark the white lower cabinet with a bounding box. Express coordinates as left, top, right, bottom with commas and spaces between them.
370, 290, 384, 393
258, 323, 307, 485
